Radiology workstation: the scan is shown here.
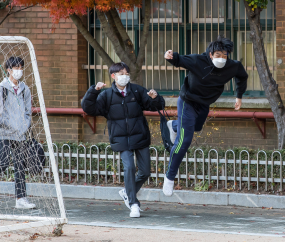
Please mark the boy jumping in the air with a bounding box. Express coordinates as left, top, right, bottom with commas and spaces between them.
82, 62, 165, 217
163, 36, 248, 196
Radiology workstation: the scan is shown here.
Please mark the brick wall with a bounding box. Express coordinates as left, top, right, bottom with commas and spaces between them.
0, 7, 88, 142
0, 6, 281, 148
277, 0, 285, 101
81, 114, 278, 150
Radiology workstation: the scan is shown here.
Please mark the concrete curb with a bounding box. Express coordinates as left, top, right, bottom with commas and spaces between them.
1, 182, 284, 209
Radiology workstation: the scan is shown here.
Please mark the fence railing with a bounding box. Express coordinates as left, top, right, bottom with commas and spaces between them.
33, 144, 285, 192
2, 144, 284, 192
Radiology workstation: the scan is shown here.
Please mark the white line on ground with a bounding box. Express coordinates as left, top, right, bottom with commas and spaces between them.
68, 221, 285, 238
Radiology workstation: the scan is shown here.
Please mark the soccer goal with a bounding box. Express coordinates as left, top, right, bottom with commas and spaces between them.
0, 36, 67, 233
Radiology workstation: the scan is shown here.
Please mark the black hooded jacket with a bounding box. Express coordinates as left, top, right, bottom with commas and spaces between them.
167, 48, 248, 106
81, 82, 165, 152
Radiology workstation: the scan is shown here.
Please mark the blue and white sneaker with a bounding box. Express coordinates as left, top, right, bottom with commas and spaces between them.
119, 189, 130, 210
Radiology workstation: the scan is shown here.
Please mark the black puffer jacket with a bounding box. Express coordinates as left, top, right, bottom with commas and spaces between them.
81, 82, 165, 152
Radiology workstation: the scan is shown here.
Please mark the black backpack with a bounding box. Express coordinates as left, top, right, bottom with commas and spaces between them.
157, 109, 173, 153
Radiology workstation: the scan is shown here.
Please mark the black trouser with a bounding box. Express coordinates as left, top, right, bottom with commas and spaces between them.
0, 140, 27, 198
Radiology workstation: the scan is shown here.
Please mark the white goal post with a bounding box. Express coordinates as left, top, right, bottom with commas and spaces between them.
0, 36, 67, 232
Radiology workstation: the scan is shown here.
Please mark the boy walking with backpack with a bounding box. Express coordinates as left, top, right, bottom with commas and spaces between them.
82, 62, 165, 217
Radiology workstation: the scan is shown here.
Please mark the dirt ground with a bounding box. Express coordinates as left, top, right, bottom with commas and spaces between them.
0, 224, 285, 242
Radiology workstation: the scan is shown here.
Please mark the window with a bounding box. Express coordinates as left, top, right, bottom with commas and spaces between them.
192, 0, 225, 23
151, 0, 182, 23
85, 0, 276, 97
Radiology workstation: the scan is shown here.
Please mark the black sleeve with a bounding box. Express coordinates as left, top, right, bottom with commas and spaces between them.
139, 86, 165, 111
166, 52, 197, 70
81, 85, 107, 117
235, 62, 248, 99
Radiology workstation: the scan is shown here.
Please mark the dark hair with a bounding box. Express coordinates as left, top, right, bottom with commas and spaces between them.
208, 35, 234, 55
5, 56, 24, 70
109, 62, 130, 75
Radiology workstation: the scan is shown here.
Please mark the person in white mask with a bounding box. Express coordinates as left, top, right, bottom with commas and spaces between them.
81, 62, 165, 218
162, 36, 248, 197
0, 56, 36, 209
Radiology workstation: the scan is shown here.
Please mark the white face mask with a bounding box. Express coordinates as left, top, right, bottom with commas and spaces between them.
11, 70, 23, 80
116, 74, 130, 87
212, 58, 227, 68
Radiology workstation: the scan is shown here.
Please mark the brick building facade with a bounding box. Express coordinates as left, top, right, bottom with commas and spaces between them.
0, 2, 284, 150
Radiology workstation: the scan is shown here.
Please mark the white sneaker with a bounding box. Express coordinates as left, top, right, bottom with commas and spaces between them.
167, 120, 177, 144
119, 189, 130, 210
130, 204, 140, 218
15, 197, 36, 209
163, 175, 174, 197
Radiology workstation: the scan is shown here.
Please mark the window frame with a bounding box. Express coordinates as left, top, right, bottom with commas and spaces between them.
87, 0, 275, 98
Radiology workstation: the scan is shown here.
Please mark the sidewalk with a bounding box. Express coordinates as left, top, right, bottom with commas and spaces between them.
2, 198, 285, 241
1, 225, 284, 242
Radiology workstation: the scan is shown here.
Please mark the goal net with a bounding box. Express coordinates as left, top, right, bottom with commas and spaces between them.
0, 36, 67, 233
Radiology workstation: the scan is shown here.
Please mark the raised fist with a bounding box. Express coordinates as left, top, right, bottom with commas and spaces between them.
95, 82, 106, 90
147, 89, 158, 99
164, 50, 173, 60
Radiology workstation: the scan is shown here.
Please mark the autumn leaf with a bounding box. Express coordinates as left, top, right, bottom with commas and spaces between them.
29, 233, 40, 240
10, 0, 157, 25
174, 184, 182, 190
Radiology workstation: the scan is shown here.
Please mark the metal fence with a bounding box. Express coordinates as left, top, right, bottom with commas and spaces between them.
28, 144, 285, 192
83, 0, 276, 93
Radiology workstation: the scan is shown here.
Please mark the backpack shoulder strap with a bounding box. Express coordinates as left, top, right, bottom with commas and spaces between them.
2, 87, 8, 105
105, 87, 113, 114
103, 87, 113, 135
22, 86, 25, 100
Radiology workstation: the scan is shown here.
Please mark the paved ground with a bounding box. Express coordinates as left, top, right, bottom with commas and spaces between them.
1, 198, 285, 241
66, 198, 285, 236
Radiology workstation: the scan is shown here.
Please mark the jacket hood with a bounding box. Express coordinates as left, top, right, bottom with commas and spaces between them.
0, 78, 26, 94
205, 47, 214, 66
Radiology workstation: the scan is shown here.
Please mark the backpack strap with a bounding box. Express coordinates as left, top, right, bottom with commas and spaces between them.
22, 86, 25, 100
103, 88, 113, 135
105, 87, 113, 115
2, 87, 8, 105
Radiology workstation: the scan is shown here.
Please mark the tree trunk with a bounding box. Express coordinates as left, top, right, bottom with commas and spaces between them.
244, 0, 285, 149
129, 67, 143, 86
70, 14, 114, 67
71, 0, 152, 88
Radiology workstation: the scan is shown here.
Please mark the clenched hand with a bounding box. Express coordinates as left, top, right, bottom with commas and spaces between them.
147, 89, 158, 99
95, 82, 106, 90
164, 50, 173, 60
235, 98, 242, 110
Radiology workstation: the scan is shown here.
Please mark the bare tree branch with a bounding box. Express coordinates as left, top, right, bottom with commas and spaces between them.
96, 9, 135, 69
104, 11, 125, 51
70, 14, 114, 67
0, 5, 34, 26
137, 0, 151, 67
110, 9, 137, 64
